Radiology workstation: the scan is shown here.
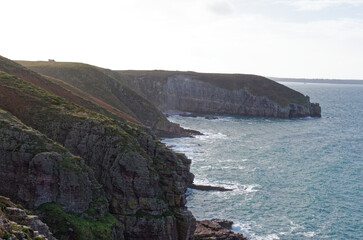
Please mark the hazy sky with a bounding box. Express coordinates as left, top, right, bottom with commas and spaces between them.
1, 0, 363, 79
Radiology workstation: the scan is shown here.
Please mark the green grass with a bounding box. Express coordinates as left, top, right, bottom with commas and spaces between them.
0, 108, 67, 156
0, 55, 139, 125
37, 203, 118, 240
0, 70, 134, 135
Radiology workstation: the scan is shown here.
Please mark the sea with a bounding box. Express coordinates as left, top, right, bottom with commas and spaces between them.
162, 82, 363, 240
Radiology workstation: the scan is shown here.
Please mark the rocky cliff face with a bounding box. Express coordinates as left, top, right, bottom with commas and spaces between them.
0, 109, 107, 214
44, 118, 196, 239
117, 72, 321, 118
0, 70, 196, 239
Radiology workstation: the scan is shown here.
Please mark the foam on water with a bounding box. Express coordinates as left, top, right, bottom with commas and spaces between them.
298, 231, 316, 238
232, 222, 281, 240
196, 132, 228, 140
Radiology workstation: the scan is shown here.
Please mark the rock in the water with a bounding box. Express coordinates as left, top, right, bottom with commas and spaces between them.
205, 116, 218, 120
194, 219, 246, 240
190, 184, 233, 192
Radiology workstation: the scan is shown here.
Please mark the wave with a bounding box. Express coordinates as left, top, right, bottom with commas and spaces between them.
191, 178, 261, 194
196, 131, 227, 140
297, 231, 316, 238
233, 220, 314, 240
255, 234, 280, 240
232, 222, 280, 240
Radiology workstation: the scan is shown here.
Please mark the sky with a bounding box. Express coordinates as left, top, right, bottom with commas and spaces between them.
1, 0, 363, 79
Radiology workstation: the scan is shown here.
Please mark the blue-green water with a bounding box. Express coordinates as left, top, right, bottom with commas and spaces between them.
162, 83, 363, 239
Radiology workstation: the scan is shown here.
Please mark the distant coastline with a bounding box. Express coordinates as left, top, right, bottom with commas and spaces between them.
271, 77, 363, 85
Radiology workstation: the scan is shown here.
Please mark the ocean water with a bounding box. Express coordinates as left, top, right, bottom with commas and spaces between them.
162, 83, 363, 240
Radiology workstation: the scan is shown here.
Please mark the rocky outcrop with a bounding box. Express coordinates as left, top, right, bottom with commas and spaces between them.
194, 219, 246, 240
116, 71, 321, 118
154, 120, 202, 138
0, 196, 55, 240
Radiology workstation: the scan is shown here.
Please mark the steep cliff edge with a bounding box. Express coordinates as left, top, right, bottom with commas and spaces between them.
114, 70, 321, 118
0, 71, 196, 239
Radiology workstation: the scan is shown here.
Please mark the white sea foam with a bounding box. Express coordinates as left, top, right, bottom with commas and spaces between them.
288, 219, 304, 232
233, 222, 281, 240
255, 234, 280, 240
240, 184, 260, 193
232, 222, 251, 236
298, 231, 316, 237
196, 131, 227, 140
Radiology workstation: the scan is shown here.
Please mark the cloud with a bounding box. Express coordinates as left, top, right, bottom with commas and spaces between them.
277, 0, 363, 11
207, 0, 234, 15
1, 0, 363, 78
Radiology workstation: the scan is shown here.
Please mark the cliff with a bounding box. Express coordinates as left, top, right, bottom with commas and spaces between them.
0, 70, 195, 239
113, 70, 321, 118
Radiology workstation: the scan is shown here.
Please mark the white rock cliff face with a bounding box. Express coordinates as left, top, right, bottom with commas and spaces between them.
121, 74, 321, 118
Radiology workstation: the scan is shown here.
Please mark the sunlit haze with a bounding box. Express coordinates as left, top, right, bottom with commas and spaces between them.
1, 0, 363, 79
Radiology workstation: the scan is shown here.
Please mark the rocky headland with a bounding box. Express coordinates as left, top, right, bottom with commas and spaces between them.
0, 64, 195, 239
113, 70, 321, 118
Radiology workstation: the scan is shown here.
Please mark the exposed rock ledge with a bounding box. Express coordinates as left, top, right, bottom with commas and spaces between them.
195, 219, 247, 240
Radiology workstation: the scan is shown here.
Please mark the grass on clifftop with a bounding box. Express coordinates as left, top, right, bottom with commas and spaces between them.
38, 203, 118, 240
0, 70, 149, 156
0, 70, 135, 135
0, 56, 139, 125
17, 60, 171, 128
117, 70, 309, 107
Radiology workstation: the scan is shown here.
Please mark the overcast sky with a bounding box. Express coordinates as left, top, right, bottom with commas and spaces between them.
1, 0, 363, 79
